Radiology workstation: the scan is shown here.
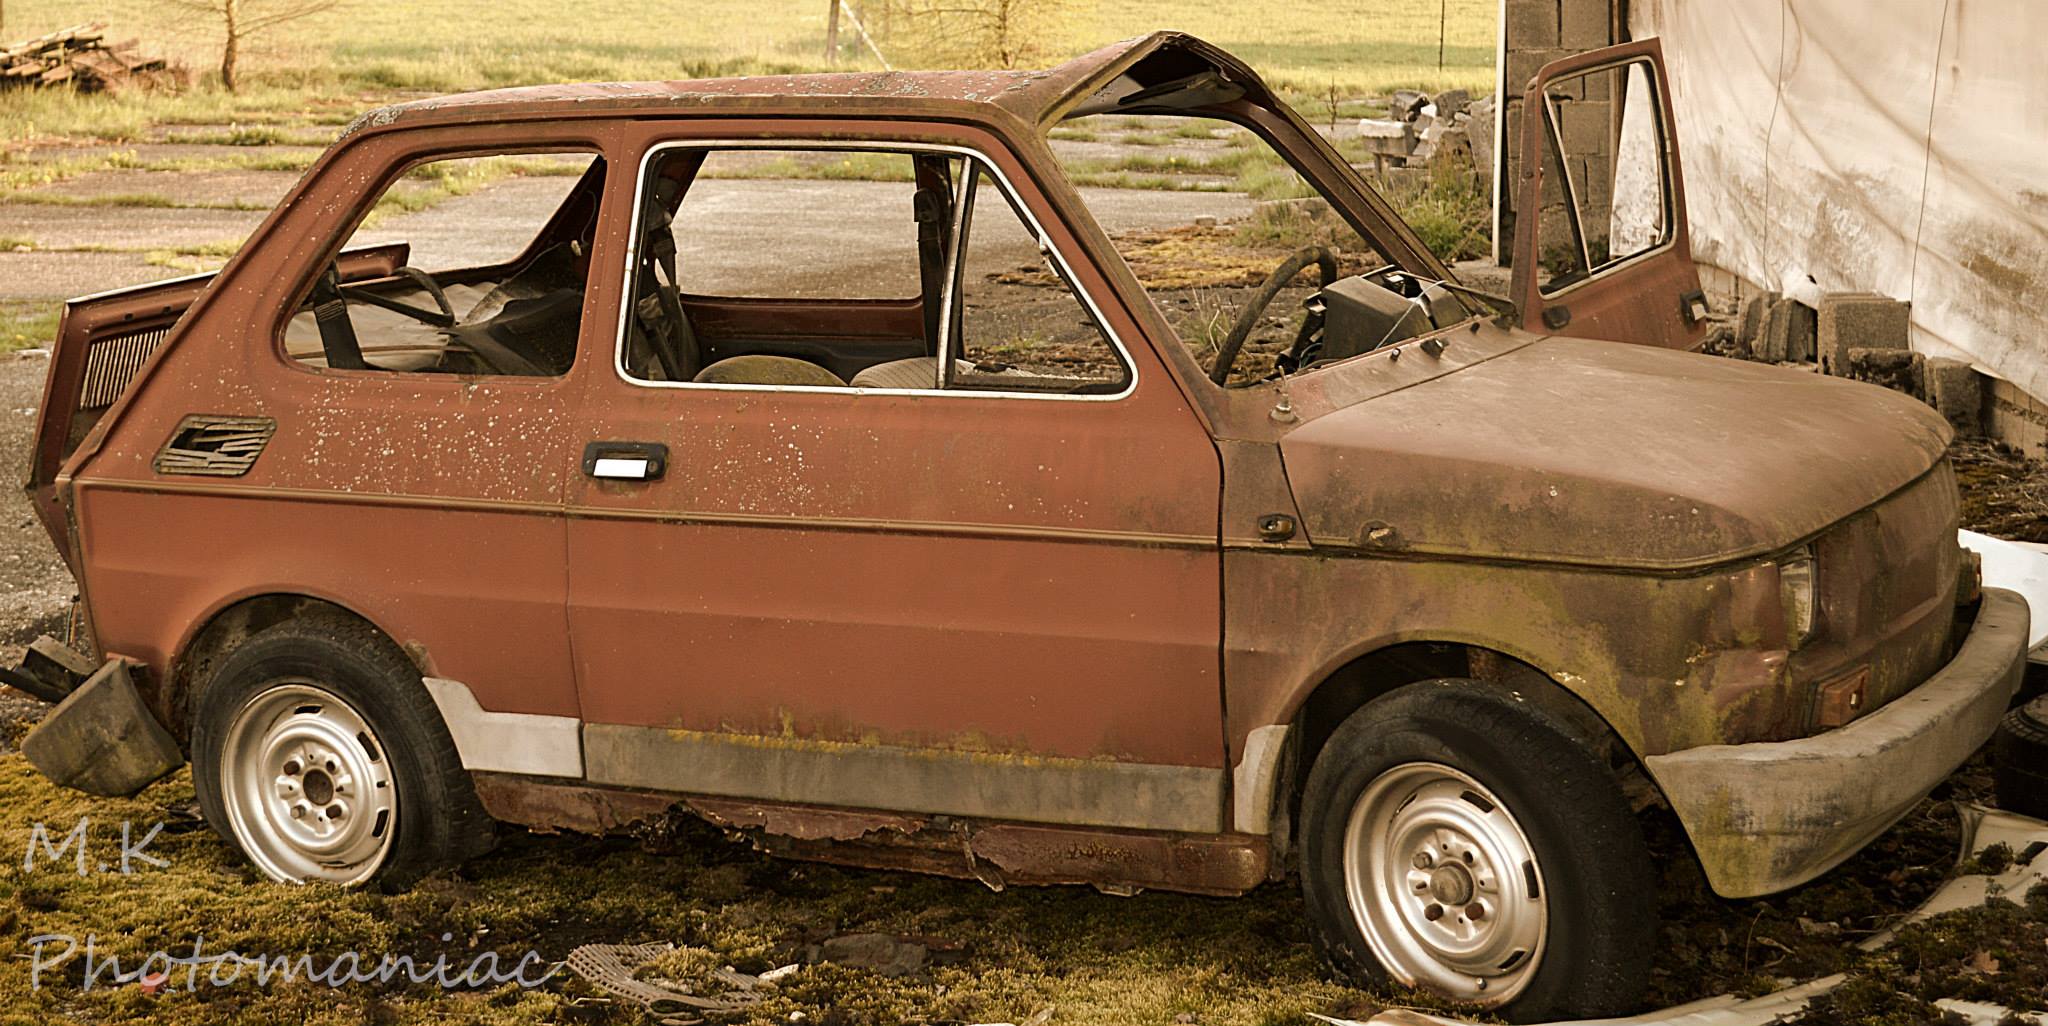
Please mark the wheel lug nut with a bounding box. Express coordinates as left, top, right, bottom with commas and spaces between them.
1412, 851, 1434, 869
290, 805, 304, 819
1424, 904, 1444, 921
328, 805, 344, 820
1465, 903, 1485, 920
283, 760, 301, 775
1462, 851, 1474, 864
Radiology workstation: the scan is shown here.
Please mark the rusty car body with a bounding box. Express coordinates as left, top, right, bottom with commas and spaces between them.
14, 33, 2028, 1021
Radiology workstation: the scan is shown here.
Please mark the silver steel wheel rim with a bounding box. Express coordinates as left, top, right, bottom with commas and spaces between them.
1342, 761, 1548, 1004
219, 681, 397, 885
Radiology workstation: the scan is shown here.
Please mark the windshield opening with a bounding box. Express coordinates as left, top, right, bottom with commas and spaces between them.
1050, 107, 1486, 388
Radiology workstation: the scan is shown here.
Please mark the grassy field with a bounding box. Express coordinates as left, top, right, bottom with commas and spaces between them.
0, 0, 1495, 142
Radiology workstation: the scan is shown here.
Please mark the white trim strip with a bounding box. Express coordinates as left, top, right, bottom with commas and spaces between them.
422, 678, 584, 778
1231, 724, 1290, 835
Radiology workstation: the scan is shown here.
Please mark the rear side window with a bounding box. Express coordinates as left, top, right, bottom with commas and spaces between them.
281, 151, 603, 377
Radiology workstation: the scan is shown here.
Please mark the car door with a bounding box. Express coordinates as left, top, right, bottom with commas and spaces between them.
1510, 39, 1709, 349
562, 121, 1227, 835
64, 126, 618, 748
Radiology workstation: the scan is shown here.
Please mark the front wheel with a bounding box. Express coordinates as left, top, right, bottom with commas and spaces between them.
1298, 680, 1656, 1022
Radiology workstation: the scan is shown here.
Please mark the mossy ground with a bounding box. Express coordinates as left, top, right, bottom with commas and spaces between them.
5, 746, 2047, 1025
0, 755, 1396, 1025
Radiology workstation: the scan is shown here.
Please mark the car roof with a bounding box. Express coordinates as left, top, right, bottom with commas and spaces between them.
338, 31, 1270, 138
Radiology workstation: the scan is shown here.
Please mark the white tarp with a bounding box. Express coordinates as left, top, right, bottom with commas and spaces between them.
1625, 0, 2048, 399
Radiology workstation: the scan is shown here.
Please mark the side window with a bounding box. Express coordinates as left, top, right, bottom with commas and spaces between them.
282, 151, 603, 377
671, 150, 923, 300
1534, 58, 1674, 292
619, 145, 1129, 396
949, 166, 1129, 394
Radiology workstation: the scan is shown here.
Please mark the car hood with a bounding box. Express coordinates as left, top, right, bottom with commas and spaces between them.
1279, 337, 1953, 571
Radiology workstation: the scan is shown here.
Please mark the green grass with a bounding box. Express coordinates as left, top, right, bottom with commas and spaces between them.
142, 240, 245, 273
699, 151, 917, 182
0, 302, 62, 352
163, 125, 336, 147
1, 0, 1494, 146
0, 192, 269, 210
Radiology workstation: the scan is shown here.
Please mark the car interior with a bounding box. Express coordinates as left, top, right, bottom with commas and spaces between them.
1052, 46, 1507, 386
283, 154, 605, 377
284, 144, 1132, 394
620, 146, 1130, 394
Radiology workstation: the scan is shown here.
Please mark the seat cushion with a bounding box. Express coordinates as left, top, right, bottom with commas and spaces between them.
692, 355, 846, 387
848, 356, 977, 390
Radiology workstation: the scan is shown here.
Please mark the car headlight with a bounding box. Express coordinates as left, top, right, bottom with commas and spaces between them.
1778, 548, 1817, 648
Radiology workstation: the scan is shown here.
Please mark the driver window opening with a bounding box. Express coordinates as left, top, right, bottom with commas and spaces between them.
282, 151, 602, 377
1052, 112, 1476, 387
1534, 57, 1673, 294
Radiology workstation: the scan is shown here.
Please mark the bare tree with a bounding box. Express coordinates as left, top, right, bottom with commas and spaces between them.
156, 0, 336, 92
867, 0, 1072, 70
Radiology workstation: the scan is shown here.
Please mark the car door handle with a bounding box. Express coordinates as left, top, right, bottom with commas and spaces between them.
582, 441, 667, 481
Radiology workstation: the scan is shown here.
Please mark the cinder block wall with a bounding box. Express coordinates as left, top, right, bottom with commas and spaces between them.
1497, 0, 1619, 266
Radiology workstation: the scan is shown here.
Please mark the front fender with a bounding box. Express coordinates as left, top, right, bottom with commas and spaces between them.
1223, 547, 1800, 787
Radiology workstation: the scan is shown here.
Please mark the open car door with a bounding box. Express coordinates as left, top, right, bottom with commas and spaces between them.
1509, 39, 1708, 349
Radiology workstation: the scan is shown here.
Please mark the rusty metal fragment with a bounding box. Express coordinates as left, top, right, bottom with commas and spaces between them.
470, 774, 677, 836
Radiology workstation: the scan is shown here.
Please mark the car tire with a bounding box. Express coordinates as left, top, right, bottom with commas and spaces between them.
1994, 694, 2048, 820
190, 609, 494, 887
1298, 679, 1656, 1023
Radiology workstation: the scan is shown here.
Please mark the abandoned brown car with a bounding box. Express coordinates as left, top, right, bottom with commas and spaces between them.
15, 33, 2029, 1022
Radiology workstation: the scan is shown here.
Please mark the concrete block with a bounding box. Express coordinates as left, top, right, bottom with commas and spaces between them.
1433, 89, 1471, 117
1846, 347, 1925, 396
1556, 98, 1610, 153
1737, 290, 1781, 353
1467, 95, 1497, 192
1761, 297, 1816, 363
1579, 152, 1613, 217
21, 660, 184, 798
1507, 48, 1569, 93
1580, 63, 1614, 102
1560, 0, 1613, 49
1818, 292, 1909, 376
1925, 357, 1985, 436
1988, 377, 2048, 456
1505, 0, 1561, 49
1357, 118, 1416, 161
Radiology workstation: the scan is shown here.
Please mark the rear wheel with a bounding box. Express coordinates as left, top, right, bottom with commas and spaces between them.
191, 610, 493, 887
1298, 680, 1655, 1022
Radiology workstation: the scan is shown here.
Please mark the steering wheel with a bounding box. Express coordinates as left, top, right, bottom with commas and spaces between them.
1209, 246, 1339, 386
334, 263, 458, 327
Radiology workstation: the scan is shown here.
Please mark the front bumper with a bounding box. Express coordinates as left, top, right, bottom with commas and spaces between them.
1645, 586, 2028, 898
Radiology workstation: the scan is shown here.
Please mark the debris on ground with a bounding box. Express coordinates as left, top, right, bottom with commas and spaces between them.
1354, 89, 1490, 188
0, 22, 185, 94
1955, 439, 2048, 542
564, 941, 766, 1022
808, 932, 931, 978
